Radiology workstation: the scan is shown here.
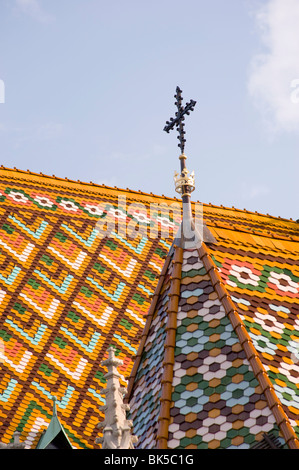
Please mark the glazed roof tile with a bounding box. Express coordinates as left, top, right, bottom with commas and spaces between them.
0, 166, 298, 449
126, 192, 299, 449
127, 238, 299, 448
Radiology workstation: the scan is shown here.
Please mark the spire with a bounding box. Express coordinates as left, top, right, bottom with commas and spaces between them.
124, 87, 299, 450
173, 153, 198, 248
96, 347, 137, 449
164, 86, 215, 248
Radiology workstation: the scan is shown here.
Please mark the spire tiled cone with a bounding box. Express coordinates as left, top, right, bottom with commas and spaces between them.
127, 234, 299, 448
126, 138, 299, 448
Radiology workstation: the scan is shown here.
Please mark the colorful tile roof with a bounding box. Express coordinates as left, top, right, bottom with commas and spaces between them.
0, 166, 298, 449
0, 167, 177, 448
127, 206, 299, 448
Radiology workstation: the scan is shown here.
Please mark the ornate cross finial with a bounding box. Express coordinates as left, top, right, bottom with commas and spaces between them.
163, 86, 196, 155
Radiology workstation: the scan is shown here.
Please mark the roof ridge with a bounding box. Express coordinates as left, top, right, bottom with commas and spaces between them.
208, 224, 299, 244
0, 166, 297, 224
197, 241, 299, 449
125, 242, 184, 449
203, 202, 298, 224
0, 165, 180, 202
157, 245, 183, 449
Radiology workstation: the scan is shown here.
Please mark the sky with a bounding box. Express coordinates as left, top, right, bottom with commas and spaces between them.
0, 0, 299, 220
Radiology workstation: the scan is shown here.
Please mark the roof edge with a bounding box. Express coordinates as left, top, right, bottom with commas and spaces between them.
156, 245, 183, 449
0, 165, 182, 204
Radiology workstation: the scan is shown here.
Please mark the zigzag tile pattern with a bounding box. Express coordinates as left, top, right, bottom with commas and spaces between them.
0, 171, 176, 448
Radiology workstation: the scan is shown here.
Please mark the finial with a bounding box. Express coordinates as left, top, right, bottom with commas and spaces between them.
51, 395, 58, 418
164, 88, 216, 247
163, 86, 197, 199
164, 87, 201, 248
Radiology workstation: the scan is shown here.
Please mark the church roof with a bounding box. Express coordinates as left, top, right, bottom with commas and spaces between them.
0, 166, 182, 448
0, 166, 298, 449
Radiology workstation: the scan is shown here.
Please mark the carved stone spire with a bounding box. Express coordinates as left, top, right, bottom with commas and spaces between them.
95, 346, 137, 449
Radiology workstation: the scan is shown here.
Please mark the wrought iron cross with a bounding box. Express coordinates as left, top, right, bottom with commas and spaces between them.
163, 86, 196, 154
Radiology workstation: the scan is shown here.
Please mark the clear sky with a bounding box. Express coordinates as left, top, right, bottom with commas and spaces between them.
0, 0, 299, 220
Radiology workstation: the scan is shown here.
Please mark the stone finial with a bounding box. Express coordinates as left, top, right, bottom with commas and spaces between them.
0, 431, 25, 449
95, 347, 138, 449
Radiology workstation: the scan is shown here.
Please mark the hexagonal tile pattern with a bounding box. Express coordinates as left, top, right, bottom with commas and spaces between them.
129, 258, 173, 449
168, 249, 280, 449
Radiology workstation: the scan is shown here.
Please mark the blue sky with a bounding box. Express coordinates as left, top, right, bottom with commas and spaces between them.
0, 0, 299, 220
